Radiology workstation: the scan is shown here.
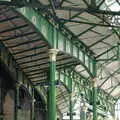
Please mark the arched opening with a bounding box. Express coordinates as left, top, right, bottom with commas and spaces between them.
17, 86, 32, 120
34, 89, 46, 120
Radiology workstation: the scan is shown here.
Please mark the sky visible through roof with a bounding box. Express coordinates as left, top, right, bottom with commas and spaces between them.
107, 1, 120, 120
63, 0, 120, 119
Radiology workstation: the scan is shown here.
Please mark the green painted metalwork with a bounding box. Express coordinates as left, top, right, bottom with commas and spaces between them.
59, 18, 119, 28
88, 34, 114, 48
69, 74, 73, 120
69, 96, 73, 120
15, 86, 20, 120
96, 45, 120, 59
99, 68, 120, 88
33, 67, 117, 115
109, 83, 120, 95
48, 21, 57, 120
0, 41, 46, 107
92, 60, 97, 120
48, 61, 57, 120
93, 86, 97, 120
31, 88, 35, 120
0, 0, 120, 16
80, 106, 87, 120
15, 7, 95, 76
0, 1, 119, 119
0, 39, 117, 118
56, 69, 116, 114
118, 43, 120, 60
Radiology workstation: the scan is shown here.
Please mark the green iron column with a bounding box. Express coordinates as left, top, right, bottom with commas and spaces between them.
69, 73, 73, 120
92, 78, 97, 120
80, 104, 88, 120
31, 88, 35, 120
48, 49, 58, 120
92, 60, 97, 120
69, 95, 73, 120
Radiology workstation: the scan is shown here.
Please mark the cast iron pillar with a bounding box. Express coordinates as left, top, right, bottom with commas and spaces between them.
14, 84, 20, 120
31, 88, 35, 120
92, 77, 97, 120
92, 60, 97, 120
80, 104, 88, 120
69, 75, 73, 120
69, 95, 73, 120
48, 49, 58, 120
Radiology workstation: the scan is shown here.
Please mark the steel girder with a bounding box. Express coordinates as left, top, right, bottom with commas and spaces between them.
15, 7, 94, 77
96, 44, 120, 60
0, 39, 117, 116
99, 68, 120, 88
0, 0, 119, 79
0, 41, 116, 114
0, 0, 119, 117
2, 0, 119, 77
55, 69, 117, 114
0, 0, 120, 16
0, 40, 70, 113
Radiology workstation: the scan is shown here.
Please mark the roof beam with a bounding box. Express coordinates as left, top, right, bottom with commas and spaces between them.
16, 51, 47, 61
0, 0, 120, 16
60, 18, 120, 28
1, 31, 36, 42
99, 68, 120, 88
95, 45, 118, 59
108, 82, 120, 95
16, 7, 95, 76
13, 44, 47, 55
0, 15, 19, 23
97, 0, 105, 8
0, 24, 28, 34
0, 41, 46, 102
88, 34, 113, 48
75, 24, 98, 38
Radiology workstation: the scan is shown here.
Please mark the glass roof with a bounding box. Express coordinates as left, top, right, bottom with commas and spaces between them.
0, 0, 119, 115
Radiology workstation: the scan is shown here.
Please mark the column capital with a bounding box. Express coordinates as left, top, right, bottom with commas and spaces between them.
83, 105, 88, 113
32, 98, 36, 103
92, 77, 98, 87
15, 82, 22, 88
49, 49, 59, 61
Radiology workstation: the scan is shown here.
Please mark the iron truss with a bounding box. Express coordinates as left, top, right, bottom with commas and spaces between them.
0, 0, 120, 119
